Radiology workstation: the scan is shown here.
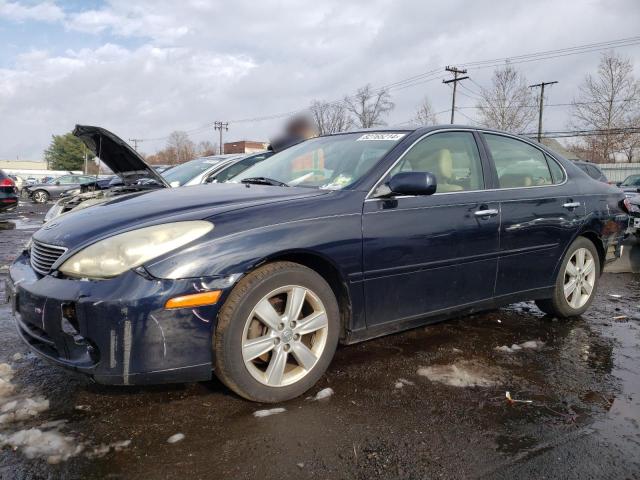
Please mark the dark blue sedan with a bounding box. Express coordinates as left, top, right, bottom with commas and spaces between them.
7, 125, 629, 402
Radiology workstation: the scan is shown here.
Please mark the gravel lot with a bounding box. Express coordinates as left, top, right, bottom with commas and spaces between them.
0, 203, 639, 479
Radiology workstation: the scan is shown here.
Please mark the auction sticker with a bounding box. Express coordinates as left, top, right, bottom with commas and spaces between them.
356, 133, 406, 141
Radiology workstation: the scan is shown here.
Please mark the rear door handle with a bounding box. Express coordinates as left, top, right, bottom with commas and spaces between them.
474, 208, 499, 218
563, 202, 581, 209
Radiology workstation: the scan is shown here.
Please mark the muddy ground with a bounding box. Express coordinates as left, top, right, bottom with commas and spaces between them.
0, 202, 639, 479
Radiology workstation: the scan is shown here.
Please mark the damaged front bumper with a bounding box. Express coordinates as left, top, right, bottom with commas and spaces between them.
6, 252, 232, 385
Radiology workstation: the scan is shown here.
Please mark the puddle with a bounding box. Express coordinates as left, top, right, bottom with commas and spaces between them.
417, 361, 503, 387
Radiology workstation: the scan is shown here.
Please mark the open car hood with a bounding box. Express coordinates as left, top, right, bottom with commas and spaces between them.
73, 125, 170, 188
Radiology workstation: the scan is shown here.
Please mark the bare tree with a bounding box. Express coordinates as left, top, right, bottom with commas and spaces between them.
570, 51, 640, 163
166, 131, 196, 164
476, 64, 537, 133
344, 84, 394, 128
619, 113, 640, 162
197, 140, 218, 157
309, 100, 351, 134
413, 97, 438, 126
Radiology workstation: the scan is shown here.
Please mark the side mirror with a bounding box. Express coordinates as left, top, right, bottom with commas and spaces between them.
387, 171, 437, 196
55, 181, 60, 185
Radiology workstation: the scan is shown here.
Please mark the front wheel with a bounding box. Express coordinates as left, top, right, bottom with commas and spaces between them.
213, 262, 340, 402
32, 190, 49, 203
536, 237, 600, 317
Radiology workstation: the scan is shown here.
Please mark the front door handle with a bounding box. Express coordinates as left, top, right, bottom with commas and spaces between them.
474, 208, 499, 218
563, 201, 581, 209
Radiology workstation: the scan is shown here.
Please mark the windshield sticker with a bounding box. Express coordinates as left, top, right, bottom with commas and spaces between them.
356, 133, 406, 141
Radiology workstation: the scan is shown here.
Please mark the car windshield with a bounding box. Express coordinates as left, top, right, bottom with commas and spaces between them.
232, 132, 406, 189
163, 157, 225, 186
621, 175, 640, 186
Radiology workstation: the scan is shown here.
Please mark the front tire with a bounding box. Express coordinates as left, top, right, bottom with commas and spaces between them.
535, 237, 600, 318
213, 261, 340, 402
32, 190, 49, 203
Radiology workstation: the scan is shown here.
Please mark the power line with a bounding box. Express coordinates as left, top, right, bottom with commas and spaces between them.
136, 35, 640, 142
443, 66, 469, 124
213, 121, 229, 155
529, 81, 559, 141
128, 138, 144, 151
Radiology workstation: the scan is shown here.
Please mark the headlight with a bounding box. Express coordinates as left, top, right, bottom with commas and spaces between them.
59, 221, 213, 279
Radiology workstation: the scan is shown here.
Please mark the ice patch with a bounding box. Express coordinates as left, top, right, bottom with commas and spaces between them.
495, 340, 545, 353
167, 433, 185, 444
253, 407, 286, 418
0, 428, 84, 464
310, 387, 334, 401
417, 362, 501, 387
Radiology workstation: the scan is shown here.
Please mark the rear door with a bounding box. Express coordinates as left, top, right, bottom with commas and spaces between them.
362, 130, 500, 327
480, 133, 584, 296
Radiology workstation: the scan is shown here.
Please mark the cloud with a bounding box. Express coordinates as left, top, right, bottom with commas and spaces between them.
0, 1, 64, 22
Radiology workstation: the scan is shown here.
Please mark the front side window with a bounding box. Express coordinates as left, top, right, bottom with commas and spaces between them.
163, 157, 226, 186
233, 132, 405, 189
57, 176, 74, 184
621, 175, 640, 187
484, 134, 553, 188
389, 131, 484, 192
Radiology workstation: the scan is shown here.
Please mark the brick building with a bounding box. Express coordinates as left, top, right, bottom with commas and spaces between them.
223, 140, 268, 154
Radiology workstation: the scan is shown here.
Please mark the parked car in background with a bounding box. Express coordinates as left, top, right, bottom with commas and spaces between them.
44, 127, 274, 221
8, 125, 628, 402
625, 194, 640, 236
0, 169, 19, 214
617, 174, 640, 197
162, 151, 273, 187
8, 175, 25, 193
573, 160, 608, 183
24, 174, 97, 203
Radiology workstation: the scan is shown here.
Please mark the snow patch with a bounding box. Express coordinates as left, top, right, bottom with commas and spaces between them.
0, 363, 14, 381
495, 340, 545, 353
0, 428, 84, 464
310, 387, 334, 401
167, 433, 185, 444
11, 353, 23, 362
394, 378, 415, 389
86, 439, 131, 458
417, 361, 501, 387
253, 407, 286, 418
0, 396, 49, 424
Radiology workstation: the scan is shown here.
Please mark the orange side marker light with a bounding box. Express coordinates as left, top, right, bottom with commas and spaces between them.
165, 290, 222, 309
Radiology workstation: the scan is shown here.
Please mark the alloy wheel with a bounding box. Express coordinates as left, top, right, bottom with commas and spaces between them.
241, 285, 329, 387
33, 191, 47, 203
563, 247, 596, 309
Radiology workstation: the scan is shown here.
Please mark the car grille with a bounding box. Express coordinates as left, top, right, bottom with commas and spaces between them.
30, 241, 67, 275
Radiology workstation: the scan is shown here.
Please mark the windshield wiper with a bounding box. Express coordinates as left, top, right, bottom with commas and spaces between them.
240, 177, 289, 187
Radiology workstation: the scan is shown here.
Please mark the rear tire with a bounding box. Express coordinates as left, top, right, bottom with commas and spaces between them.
535, 237, 600, 318
213, 261, 340, 403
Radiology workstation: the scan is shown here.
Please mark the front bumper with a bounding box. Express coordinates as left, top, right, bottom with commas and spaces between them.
7, 252, 231, 385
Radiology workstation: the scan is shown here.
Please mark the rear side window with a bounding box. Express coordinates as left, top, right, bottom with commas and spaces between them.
545, 155, 565, 184
484, 134, 553, 188
390, 131, 484, 192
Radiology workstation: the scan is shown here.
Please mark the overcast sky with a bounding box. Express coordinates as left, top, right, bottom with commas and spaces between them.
1, 0, 639, 160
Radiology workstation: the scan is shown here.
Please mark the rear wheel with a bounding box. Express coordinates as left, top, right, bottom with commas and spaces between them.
536, 237, 600, 317
32, 190, 49, 203
214, 261, 339, 402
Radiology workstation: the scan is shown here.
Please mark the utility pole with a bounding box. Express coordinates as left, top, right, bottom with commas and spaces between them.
214, 121, 229, 154
443, 66, 469, 124
129, 138, 143, 151
529, 81, 558, 142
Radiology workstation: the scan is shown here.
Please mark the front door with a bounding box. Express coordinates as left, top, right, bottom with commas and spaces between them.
362, 131, 500, 327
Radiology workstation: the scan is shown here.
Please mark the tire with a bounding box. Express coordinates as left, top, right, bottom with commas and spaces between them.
535, 237, 600, 318
32, 190, 49, 204
213, 261, 340, 402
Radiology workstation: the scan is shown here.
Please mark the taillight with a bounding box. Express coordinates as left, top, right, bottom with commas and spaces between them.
0, 178, 15, 187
